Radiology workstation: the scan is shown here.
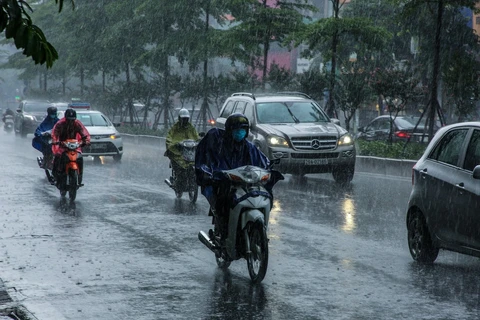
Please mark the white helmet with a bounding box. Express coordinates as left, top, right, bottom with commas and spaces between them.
178, 108, 190, 119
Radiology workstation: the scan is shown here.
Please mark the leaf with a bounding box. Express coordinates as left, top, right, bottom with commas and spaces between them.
5, 21, 18, 39
14, 24, 27, 49
24, 28, 36, 57
0, 11, 8, 32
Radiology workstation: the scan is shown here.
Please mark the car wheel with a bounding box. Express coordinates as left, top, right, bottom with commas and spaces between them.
20, 124, 28, 138
407, 211, 439, 264
113, 154, 122, 162
332, 165, 354, 185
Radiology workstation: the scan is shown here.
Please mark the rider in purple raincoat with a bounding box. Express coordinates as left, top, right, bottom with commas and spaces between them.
32, 106, 59, 159
195, 113, 270, 240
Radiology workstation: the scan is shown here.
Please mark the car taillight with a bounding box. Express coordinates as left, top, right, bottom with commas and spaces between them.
395, 131, 411, 139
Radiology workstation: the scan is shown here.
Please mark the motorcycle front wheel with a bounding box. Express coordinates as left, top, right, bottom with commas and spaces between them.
188, 186, 198, 203
68, 170, 78, 201
215, 251, 231, 269
247, 220, 269, 283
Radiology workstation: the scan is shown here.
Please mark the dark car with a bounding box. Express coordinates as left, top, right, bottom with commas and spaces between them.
14, 100, 53, 137
215, 92, 356, 184
357, 115, 438, 143
406, 122, 480, 263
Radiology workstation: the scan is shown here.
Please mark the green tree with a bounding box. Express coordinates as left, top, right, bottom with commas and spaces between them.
266, 63, 296, 92
294, 69, 328, 103
228, 0, 314, 89
369, 65, 422, 142
395, 0, 480, 139
297, 0, 390, 117
335, 62, 373, 132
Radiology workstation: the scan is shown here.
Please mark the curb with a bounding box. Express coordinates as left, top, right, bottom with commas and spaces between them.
355, 156, 416, 178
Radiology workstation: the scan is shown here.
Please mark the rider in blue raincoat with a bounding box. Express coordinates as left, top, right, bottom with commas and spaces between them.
32, 106, 59, 161
195, 113, 270, 240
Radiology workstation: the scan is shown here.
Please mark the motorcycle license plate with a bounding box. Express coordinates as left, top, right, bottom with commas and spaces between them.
183, 150, 195, 161
304, 158, 327, 165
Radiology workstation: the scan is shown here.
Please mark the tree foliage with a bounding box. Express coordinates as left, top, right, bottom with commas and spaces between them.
1, 0, 74, 68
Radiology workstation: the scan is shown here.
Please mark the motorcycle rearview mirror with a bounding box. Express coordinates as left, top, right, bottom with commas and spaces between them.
268, 158, 281, 169
199, 132, 206, 138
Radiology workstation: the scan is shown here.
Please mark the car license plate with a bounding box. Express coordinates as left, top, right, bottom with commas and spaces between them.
90, 143, 106, 150
305, 159, 327, 165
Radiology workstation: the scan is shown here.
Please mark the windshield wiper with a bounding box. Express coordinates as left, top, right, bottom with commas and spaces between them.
283, 104, 300, 124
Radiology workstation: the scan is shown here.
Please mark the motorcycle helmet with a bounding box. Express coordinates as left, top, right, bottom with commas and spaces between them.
178, 108, 190, 126
47, 106, 58, 118
225, 113, 249, 142
65, 108, 77, 121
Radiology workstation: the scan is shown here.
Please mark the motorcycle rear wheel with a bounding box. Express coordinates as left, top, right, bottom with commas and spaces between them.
247, 221, 269, 283
68, 170, 78, 201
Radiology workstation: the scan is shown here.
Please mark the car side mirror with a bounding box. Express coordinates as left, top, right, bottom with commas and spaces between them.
113, 122, 121, 127
331, 118, 341, 126
473, 165, 480, 179
16, 109, 21, 113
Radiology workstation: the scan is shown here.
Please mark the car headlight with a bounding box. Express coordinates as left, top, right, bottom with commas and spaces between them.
110, 133, 121, 140
267, 135, 289, 147
338, 133, 353, 146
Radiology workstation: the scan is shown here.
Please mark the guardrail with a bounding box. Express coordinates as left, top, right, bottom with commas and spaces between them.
121, 134, 416, 178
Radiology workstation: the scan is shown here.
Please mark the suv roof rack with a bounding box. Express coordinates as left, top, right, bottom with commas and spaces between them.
275, 92, 312, 99
231, 92, 256, 100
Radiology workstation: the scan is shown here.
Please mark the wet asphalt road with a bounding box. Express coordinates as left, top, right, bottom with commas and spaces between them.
1, 129, 480, 320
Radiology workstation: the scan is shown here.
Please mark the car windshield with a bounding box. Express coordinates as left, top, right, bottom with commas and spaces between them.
24, 102, 52, 112
256, 101, 329, 124
77, 113, 111, 127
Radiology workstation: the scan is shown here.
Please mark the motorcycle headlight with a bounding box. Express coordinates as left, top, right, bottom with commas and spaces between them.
24, 115, 35, 121
338, 133, 354, 146
267, 135, 289, 148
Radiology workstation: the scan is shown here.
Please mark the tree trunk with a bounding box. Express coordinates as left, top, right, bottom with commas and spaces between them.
200, 3, 210, 133
428, 0, 443, 140
163, 54, 171, 130
80, 66, 84, 96
125, 61, 135, 126
62, 70, 66, 96
326, 0, 341, 118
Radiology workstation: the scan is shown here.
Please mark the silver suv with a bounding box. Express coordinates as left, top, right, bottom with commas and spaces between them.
216, 92, 356, 184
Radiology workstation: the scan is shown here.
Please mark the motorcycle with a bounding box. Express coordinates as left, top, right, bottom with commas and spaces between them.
198, 163, 284, 283
164, 139, 199, 203
54, 139, 83, 201
3, 115, 13, 133
36, 130, 56, 185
